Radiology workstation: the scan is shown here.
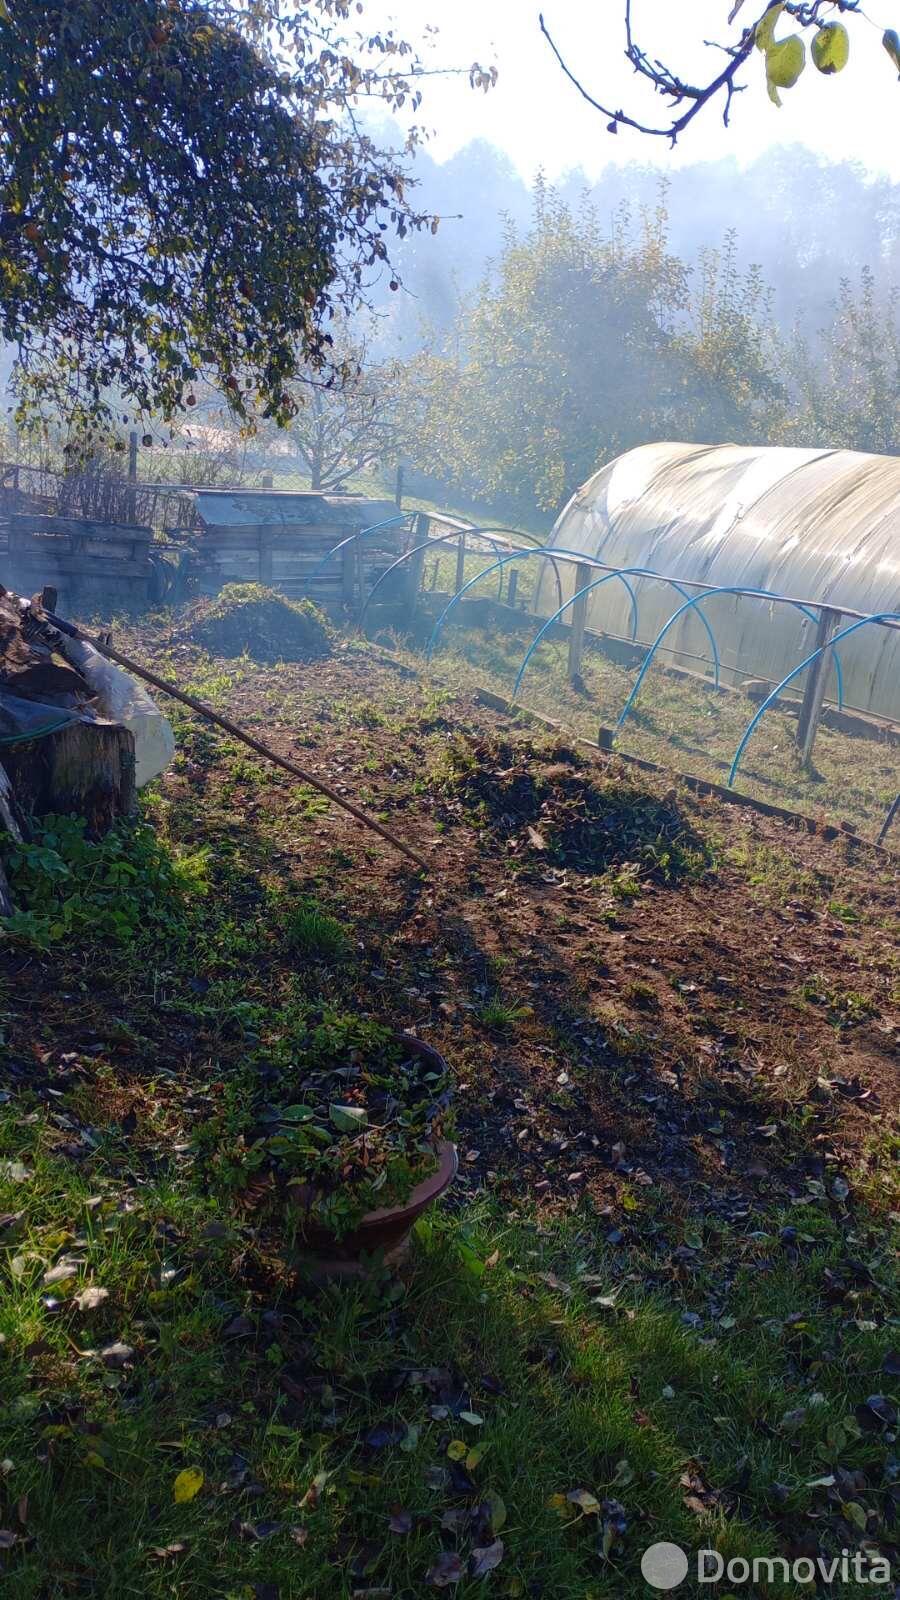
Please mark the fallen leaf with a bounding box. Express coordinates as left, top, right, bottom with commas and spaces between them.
882, 1350, 900, 1378
173, 1468, 204, 1504
388, 1509, 413, 1535
470, 1538, 504, 1576
74, 1286, 109, 1312
43, 1258, 81, 1287
0, 1162, 30, 1184
427, 1550, 463, 1587
447, 1440, 468, 1461
566, 1488, 601, 1515
149, 1542, 189, 1560
239, 1521, 283, 1541
100, 1342, 134, 1369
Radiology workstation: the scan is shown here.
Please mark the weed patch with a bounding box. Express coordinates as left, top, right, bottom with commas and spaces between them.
436, 734, 710, 884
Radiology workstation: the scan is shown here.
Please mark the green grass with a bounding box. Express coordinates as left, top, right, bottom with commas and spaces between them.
2, 1138, 897, 1597
0, 638, 896, 1596
283, 896, 350, 961
421, 624, 900, 840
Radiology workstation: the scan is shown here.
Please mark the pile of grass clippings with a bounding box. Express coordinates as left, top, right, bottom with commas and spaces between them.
182, 583, 333, 663
438, 734, 709, 883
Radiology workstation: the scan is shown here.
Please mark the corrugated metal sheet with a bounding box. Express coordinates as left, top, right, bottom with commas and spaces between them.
193, 490, 397, 530
537, 443, 900, 720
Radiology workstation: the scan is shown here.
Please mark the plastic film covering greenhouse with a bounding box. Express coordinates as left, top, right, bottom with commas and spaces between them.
535, 443, 900, 723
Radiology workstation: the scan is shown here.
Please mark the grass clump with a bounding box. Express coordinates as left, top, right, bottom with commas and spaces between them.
182, 583, 333, 663
284, 896, 349, 961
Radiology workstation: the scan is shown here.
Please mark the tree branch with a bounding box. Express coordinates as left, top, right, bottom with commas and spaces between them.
539, 1, 862, 144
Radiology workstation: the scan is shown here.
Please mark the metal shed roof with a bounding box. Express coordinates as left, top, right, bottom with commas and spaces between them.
192, 490, 397, 531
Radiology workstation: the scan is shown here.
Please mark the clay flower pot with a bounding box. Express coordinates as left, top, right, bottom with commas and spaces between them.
287, 1033, 457, 1277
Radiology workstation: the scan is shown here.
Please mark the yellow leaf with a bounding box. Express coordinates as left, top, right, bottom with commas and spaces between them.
0, 0, 9, 21
765, 35, 805, 104
83, 1451, 106, 1470
566, 1487, 601, 1515
466, 1444, 489, 1471
811, 22, 849, 74
754, 3, 784, 51
547, 1492, 568, 1515
173, 1467, 204, 1504
447, 1440, 468, 1461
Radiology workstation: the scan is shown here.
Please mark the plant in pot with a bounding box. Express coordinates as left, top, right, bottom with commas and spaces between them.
258, 1011, 456, 1272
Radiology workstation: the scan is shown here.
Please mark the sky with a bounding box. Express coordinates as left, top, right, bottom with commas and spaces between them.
376, 0, 900, 183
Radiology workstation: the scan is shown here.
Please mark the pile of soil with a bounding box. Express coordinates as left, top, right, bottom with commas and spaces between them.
437, 734, 707, 881
182, 584, 332, 663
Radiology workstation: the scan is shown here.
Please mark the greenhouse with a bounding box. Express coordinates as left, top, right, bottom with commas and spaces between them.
537, 442, 900, 723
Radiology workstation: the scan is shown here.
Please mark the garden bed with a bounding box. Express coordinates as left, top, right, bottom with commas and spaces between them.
0, 635, 897, 1597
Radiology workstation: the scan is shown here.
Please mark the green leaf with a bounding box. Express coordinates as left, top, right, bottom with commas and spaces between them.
765, 35, 805, 105
278, 1104, 317, 1122
329, 1104, 368, 1133
754, 3, 784, 51
811, 22, 849, 74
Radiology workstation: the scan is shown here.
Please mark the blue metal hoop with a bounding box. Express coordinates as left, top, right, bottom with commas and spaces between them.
728, 612, 899, 785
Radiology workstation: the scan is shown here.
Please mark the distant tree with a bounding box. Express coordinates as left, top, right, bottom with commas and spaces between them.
269, 325, 408, 491
0, 0, 494, 434
405, 185, 784, 518
541, 2, 899, 143
671, 232, 784, 442
776, 267, 900, 453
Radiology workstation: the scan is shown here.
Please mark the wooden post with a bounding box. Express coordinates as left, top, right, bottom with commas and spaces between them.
127, 430, 138, 523
454, 531, 467, 595
395, 463, 404, 510
876, 794, 900, 848
797, 608, 840, 764
507, 569, 519, 609
258, 527, 273, 584
405, 510, 429, 618
567, 562, 592, 683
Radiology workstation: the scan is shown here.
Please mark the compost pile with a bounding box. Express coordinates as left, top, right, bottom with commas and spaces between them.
181, 583, 332, 663
439, 734, 704, 881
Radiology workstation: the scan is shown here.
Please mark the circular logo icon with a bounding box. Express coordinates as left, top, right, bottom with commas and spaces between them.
641, 1541, 689, 1590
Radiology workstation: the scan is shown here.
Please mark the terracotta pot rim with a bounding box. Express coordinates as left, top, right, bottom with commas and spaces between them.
286, 1031, 455, 1243
356, 1137, 458, 1227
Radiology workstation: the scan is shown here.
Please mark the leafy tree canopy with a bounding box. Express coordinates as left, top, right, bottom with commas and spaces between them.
0, 0, 494, 434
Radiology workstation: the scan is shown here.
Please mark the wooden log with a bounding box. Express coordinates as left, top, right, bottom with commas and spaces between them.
2, 721, 136, 838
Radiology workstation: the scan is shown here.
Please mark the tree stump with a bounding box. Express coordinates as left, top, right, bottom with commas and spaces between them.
2, 721, 136, 837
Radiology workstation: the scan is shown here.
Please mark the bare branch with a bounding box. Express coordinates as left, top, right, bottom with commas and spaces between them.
539, 1, 863, 144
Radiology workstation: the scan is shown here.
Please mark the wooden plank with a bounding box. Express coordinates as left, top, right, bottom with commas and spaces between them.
9, 514, 153, 542
9, 555, 151, 578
